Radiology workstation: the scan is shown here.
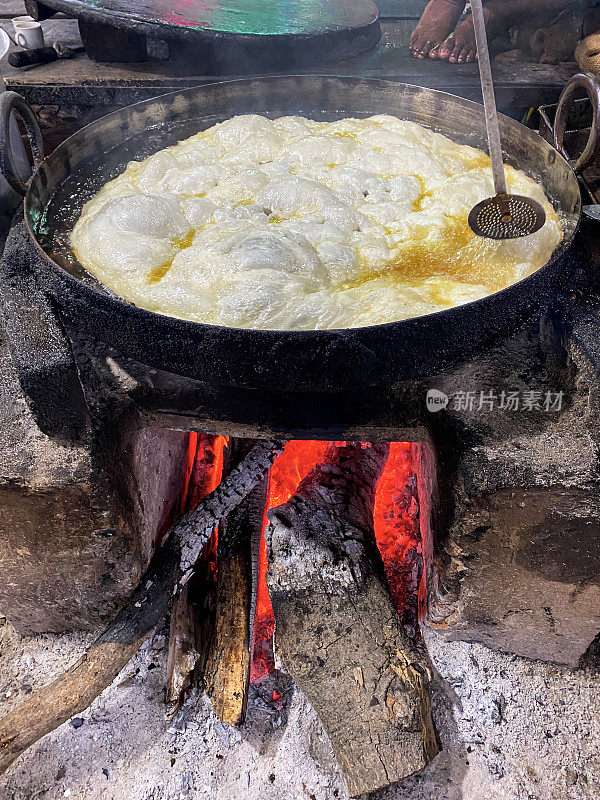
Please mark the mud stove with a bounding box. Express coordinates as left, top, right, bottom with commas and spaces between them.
0, 3, 598, 787
1, 195, 599, 795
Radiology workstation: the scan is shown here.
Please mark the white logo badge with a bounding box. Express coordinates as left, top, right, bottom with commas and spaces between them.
426, 389, 449, 413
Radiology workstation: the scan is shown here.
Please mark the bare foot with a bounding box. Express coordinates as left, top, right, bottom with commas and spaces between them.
436, 4, 504, 63
409, 0, 465, 60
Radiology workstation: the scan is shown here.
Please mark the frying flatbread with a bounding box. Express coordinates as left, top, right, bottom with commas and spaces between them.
71, 114, 563, 330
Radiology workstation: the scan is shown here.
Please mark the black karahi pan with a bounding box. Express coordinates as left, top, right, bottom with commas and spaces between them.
0, 76, 582, 395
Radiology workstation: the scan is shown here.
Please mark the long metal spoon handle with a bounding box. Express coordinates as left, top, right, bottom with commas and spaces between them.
471, 0, 508, 196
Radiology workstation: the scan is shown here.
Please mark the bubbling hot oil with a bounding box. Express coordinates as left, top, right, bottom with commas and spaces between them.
341, 213, 516, 302
147, 229, 196, 285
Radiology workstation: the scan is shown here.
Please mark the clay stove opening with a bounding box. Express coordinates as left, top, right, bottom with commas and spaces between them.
165, 434, 437, 797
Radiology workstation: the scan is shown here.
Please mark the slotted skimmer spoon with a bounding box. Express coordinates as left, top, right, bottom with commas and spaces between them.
467, 0, 546, 239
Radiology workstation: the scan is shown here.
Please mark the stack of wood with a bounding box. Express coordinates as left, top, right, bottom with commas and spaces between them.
167, 438, 269, 725
0, 436, 438, 797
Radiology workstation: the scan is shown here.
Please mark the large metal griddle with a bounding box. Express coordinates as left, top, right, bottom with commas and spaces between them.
29, 0, 382, 65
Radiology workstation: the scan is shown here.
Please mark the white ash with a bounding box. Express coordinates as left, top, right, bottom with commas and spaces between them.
0, 619, 598, 800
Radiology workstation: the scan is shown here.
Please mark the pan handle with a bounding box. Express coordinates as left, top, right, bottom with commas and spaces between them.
0, 90, 44, 195
553, 72, 600, 174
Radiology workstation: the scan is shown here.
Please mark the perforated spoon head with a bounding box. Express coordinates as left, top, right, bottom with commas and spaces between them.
468, 193, 546, 240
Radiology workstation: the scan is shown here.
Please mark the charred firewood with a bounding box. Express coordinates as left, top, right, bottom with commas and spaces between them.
266, 442, 438, 798
177, 439, 284, 583
0, 438, 283, 774
165, 583, 200, 717
202, 440, 268, 725
165, 435, 221, 718
166, 437, 285, 718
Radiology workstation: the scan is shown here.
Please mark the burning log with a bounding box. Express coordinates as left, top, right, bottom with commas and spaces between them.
202, 441, 268, 725
266, 442, 438, 798
0, 438, 283, 774
167, 437, 284, 719
177, 439, 284, 582
202, 551, 251, 724
166, 435, 222, 717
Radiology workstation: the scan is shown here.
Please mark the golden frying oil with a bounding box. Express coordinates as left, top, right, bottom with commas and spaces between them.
147, 229, 196, 284
340, 214, 515, 295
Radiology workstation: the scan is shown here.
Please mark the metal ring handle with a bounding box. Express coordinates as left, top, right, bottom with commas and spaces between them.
0, 90, 44, 195
554, 72, 600, 174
